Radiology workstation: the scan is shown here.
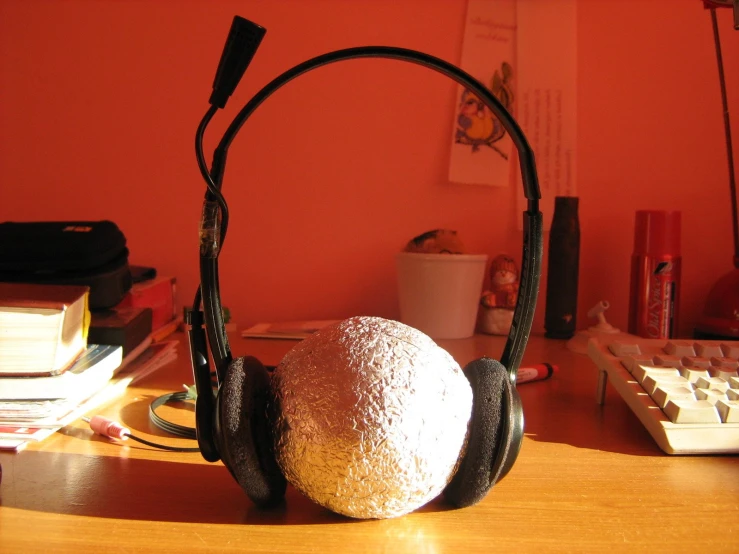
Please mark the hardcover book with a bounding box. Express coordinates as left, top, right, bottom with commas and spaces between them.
88, 306, 152, 356
117, 276, 176, 332
0, 283, 90, 376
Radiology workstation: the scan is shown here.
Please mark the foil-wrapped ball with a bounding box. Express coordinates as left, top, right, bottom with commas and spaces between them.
270, 316, 473, 519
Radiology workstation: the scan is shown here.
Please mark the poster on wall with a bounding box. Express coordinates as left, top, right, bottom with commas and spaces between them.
448, 0, 516, 187
515, 0, 578, 230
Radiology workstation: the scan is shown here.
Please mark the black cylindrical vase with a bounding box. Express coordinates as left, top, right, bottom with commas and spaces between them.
545, 196, 580, 339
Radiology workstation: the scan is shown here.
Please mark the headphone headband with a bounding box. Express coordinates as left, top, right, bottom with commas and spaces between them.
195, 46, 542, 392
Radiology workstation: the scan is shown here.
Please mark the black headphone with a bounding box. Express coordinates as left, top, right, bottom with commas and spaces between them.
187, 16, 542, 515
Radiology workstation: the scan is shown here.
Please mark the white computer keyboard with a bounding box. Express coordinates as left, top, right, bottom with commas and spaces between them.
588, 335, 739, 455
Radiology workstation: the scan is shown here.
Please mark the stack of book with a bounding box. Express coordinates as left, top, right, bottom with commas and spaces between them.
0, 280, 181, 452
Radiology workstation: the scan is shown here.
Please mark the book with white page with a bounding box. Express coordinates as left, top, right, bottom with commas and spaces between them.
0, 283, 90, 376
0, 344, 122, 401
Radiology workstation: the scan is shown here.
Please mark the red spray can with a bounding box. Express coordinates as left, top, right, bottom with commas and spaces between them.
628, 210, 681, 339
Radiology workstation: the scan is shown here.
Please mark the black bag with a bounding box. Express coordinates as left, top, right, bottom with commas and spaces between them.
0, 221, 132, 309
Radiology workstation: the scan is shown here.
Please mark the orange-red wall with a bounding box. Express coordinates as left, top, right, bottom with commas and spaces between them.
1, 0, 737, 339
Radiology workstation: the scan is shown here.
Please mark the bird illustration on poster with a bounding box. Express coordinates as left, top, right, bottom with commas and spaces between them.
449, 0, 516, 187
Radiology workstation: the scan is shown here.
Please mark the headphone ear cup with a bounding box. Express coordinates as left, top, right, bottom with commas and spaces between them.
443, 357, 522, 508
216, 356, 287, 508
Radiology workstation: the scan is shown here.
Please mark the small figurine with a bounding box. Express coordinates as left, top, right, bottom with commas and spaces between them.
478, 254, 520, 335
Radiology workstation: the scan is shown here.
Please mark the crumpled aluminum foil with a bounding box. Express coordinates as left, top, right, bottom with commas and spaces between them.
270, 316, 472, 519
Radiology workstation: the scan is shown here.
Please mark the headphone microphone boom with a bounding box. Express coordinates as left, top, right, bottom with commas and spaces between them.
188, 16, 543, 518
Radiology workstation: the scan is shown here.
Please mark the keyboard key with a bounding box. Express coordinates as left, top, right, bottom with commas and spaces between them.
679, 366, 711, 383
695, 376, 731, 392
711, 357, 739, 369
694, 388, 729, 406
727, 389, 739, 401
681, 356, 712, 369
663, 399, 721, 424
641, 374, 691, 395
651, 385, 696, 409
608, 341, 642, 357
620, 354, 656, 374
694, 343, 724, 357
716, 400, 739, 423
721, 343, 739, 358
730, 376, 739, 390
664, 340, 696, 356
632, 365, 679, 384
707, 366, 739, 381
653, 354, 682, 368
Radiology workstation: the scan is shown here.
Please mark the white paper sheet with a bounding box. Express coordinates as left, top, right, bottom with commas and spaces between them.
449, 0, 517, 187
515, 0, 578, 229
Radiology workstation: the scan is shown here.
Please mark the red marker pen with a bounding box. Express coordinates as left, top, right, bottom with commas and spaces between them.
517, 363, 558, 384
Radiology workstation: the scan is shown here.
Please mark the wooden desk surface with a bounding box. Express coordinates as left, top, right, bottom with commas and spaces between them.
1, 331, 737, 552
